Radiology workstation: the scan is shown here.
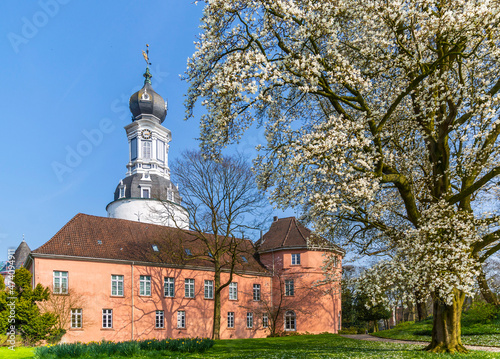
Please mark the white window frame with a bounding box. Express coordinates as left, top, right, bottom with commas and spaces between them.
204, 280, 214, 299
111, 275, 124, 296
185, 278, 195, 298
71, 308, 82, 329
119, 186, 126, 199
177, 311, 186, 329
141, 187, 151, 199
102, 309, 113, 328
253, 284, 261, 301
229, 282, 238, 301
285, 311, 296, 331
246, 312, 253, 329
262, 313, 269, 328
157, 140, 165, 162
142, 140, 152, 160
227, 312, 235, 328
164, 277, 175, 297
140, 275, 151, 296
156, 310, 164, 329
53, 271, 68, 294
291, 253, 301, 265
285, 279, 294, 296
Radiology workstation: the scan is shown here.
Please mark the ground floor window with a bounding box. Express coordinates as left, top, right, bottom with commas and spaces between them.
71, 309, 82, 328
246, 312, 253, 329
227, 312, 234, 328
262, 313, 269, 328
156, 310, 164, 329
177, 311, 186, 329
102, 309, 113, 328
285, 311, 296, 331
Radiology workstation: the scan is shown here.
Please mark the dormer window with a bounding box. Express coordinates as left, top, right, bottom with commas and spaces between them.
152, 245, 159, 252
119, 186, 126, 199
241, 255, 248, 263
141, 188, 150, 199
185, 248, 192, 256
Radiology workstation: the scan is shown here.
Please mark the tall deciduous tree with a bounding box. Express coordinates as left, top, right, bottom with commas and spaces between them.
169, 150, 267, 340
185, 0, 500, 353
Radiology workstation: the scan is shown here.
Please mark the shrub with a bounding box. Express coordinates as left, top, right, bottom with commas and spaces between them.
463, 302, 500, 324
34, 337, 215, 358
338, 328, 358, 334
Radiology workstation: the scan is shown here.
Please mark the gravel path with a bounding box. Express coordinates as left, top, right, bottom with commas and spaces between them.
339, 334, 500, 353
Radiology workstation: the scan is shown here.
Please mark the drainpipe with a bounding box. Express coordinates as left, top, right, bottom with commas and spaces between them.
131, 262, 134, 340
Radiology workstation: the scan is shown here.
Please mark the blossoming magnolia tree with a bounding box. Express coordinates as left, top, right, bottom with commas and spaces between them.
184, 0, 500, 353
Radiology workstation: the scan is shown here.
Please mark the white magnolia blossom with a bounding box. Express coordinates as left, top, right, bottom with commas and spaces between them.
186, 0, 500, 309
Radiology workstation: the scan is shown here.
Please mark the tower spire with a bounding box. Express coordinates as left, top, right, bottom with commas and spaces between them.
142, 44, 152, 84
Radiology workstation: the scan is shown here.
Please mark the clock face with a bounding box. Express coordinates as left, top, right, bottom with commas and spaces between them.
141, 129, 152, 140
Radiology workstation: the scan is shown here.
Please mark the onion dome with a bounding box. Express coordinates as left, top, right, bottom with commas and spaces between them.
129, 67, 167, 123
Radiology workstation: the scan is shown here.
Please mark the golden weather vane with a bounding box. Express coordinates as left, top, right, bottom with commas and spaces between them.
142, 44, 151, 66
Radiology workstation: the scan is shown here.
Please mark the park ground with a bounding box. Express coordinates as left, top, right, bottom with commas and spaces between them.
1, 333, 499, 359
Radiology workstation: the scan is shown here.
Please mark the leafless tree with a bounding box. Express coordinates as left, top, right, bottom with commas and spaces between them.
165, 150, 268, 339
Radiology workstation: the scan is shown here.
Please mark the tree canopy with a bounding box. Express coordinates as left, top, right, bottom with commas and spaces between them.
185, 0, 500, 352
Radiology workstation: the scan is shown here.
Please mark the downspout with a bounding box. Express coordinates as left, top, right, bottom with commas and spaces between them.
131, 262, 134, 340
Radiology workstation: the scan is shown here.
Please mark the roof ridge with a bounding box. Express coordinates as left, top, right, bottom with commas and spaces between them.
293, 218, 309, 244
281, 217, 293, 247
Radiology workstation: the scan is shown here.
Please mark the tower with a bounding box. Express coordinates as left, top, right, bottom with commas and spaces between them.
106, 51, 189, 229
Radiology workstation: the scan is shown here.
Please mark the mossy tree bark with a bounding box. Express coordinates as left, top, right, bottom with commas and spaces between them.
425, 289, 467, 353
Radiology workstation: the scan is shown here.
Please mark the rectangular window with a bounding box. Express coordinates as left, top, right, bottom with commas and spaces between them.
229, 282, 238, 300
131, 137, 137, 161
119, 186, 126, 198
140, 275, 151, 296
53, 271, 68, 294
157, 140, 165, 162
246, 312, 253, 328
185, 278, 195, 298
204, 280, 214, 299
262, 313, 269, 328
142, 188, 150, 199
142, 140, 152, 160
156, 310, 164, 329
164, 277, 175, 297
102, 309, 113, 328
285, 279, 294, 296
177, 311, 185, 329
111, 275, 124, 296
71, 309, 82, 329
227, 312, 234, 328
291, 253, 301, 265
253, 284, 261, 301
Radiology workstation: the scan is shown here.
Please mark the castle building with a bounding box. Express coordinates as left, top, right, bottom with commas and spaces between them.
25, 64, 344, 343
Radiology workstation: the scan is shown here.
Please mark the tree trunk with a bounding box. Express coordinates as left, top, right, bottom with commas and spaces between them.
212, 267, 221, 340
415, 291, 428, 321
478, 267, 499, 306
416, 301, 428, 321
425, 290, 467, 353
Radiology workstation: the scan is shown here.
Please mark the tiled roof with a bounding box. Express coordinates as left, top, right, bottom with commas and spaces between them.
32, 213, 267, 274
256, 217, 344, 254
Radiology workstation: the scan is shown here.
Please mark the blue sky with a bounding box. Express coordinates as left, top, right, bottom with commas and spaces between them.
0, 1, 295, 258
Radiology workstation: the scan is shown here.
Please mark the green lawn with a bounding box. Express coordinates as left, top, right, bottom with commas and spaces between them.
2, 334, 498, 359
373, 318, 500, 347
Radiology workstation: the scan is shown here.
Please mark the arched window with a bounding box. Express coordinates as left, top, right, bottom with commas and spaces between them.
285, 311, 296, 331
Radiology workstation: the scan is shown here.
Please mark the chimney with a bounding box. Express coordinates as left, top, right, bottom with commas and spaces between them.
273, 216, 278, 222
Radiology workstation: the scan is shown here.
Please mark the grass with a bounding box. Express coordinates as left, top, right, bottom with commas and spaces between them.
2, 334, 499, 359
373, 316, 500, 347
